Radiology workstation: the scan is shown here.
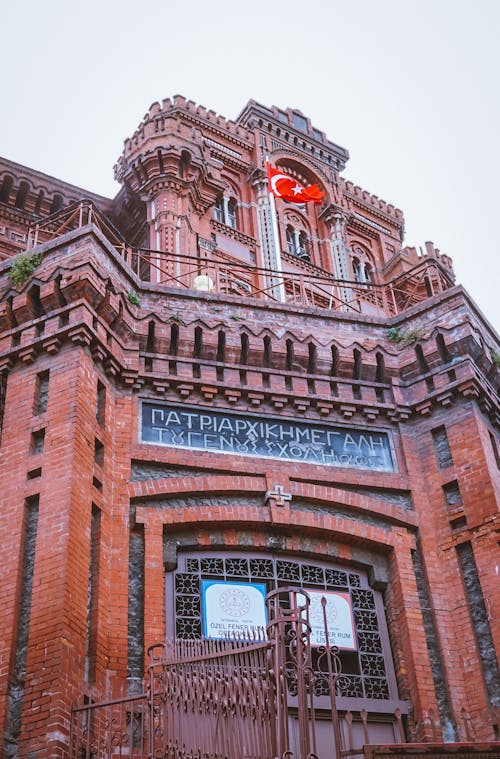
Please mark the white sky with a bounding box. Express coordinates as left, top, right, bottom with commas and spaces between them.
1, 0, 499, 330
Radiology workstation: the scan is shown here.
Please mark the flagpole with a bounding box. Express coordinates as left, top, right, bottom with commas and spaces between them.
265, 157, 286, 303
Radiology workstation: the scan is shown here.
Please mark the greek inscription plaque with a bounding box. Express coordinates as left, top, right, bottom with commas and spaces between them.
141, 403, 395, 472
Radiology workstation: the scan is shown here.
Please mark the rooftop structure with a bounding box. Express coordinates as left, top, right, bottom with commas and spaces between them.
0, 97, 499, 759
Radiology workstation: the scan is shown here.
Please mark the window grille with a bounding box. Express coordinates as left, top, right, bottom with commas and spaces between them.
168, 552, 394, 702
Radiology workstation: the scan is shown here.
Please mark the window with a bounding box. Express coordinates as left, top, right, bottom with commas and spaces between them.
292, 113, 308, 133
297, 231, 308, 258
15, 181, 30, 210
431, 425, 453, 469
49, 193, 64, 214
214, 197, 224, 224
34, 371, 50, 415
286, 225, 309, 260
489, 431, 500, 470
0, 370, 7, 444
352, 258, 372, 283
0, 174, 14, 204
227, 198, 237, 230
214, 195, 238, 229
351, 249, 373, 284
168, 551, 398, 703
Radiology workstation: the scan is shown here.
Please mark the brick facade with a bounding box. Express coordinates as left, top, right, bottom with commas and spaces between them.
0, 96, 499, 757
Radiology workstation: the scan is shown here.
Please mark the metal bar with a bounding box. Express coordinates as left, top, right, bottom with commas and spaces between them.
322, 595, 343, 759
71, 692, 147, 713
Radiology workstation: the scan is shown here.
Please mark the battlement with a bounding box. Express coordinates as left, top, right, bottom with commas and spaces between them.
401, 241, 454, 273
236, 98, 349, 171
121, 95, 255, 160
342, 178, 404, 223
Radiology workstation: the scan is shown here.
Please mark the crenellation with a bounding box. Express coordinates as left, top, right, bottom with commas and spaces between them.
399, 242, 455, 276
341, 178, 403, 222
172, 94, 185, 109
0, 95, 499, 757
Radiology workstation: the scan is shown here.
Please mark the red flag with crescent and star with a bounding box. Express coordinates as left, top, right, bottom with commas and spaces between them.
266, 164, 324, 204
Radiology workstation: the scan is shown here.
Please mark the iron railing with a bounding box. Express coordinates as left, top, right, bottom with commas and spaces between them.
25, 200, 455, 316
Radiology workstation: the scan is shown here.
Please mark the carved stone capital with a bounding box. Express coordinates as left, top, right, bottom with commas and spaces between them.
319, 203, 350, 232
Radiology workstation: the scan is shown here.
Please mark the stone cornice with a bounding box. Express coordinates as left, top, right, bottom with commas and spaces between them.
0, 305, 498, 429
0, 202, 33, 228
210, 219, 257, 249
344, 193, 404, 230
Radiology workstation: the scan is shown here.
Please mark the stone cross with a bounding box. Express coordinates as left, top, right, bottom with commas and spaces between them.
265, 484, 292, 508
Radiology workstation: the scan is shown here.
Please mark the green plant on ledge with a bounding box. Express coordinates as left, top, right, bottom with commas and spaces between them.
127, 290, 141, 307
8, 251, 43, 287
387, 326, 425, 346
492, 350, 500, 368
168, 314, 187, 327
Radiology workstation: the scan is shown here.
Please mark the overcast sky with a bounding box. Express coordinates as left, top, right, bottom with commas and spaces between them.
1, 0, 499, 330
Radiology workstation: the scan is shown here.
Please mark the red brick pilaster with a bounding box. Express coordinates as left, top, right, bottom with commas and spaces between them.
141, 516, 166, 657
387, 530, 441, 741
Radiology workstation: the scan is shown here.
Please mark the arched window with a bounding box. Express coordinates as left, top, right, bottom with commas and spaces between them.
0, 175, 14, 204
285, 224, 309, 260
50, 193, 64, 214
179, 150, 191, 179
15, 181, 30, 210
352, 257, 363, 282
214, 195, 238, 230
227, 198, 237, 230
214, 196, 224, 223
168, 549, 401, 710
297, 231, 308, 258
34, 189, 45, 216
351, 248, 374, 284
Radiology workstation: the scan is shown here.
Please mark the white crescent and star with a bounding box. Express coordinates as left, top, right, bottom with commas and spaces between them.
270, 172, 304, 197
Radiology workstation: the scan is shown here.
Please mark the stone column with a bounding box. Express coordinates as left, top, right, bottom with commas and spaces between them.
146, 184, 182, 286
293, 229, 301, 256
222, 196, 230, 225
252, 170, 286, 302
322, 205, 352, 310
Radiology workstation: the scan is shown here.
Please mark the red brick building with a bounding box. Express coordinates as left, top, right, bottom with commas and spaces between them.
0, 96, 499, 758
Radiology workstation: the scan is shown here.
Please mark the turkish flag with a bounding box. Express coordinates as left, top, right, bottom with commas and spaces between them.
267, 164, 324, 204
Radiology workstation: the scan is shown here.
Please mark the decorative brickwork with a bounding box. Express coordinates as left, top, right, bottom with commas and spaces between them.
0, 96, 499, 757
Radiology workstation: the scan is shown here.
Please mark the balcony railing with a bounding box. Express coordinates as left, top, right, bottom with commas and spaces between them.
26, 200, 456, 317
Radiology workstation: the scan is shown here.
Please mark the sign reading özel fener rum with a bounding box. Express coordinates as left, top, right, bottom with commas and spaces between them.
141, 403, 395, 472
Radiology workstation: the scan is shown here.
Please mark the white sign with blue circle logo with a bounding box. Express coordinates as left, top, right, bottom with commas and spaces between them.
201, 580, 267, 639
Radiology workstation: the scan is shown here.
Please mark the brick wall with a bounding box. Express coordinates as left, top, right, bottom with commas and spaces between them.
0, 98, 499, 755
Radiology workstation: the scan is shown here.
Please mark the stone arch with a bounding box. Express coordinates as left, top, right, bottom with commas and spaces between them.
274, 156, 329, 204
0, 173, 14, 204
350, 242, 376, 284
270, 149, 330, 192
214, 174, 241, 230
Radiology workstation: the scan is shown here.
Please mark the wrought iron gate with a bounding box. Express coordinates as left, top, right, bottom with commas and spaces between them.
70, 587, 406, 758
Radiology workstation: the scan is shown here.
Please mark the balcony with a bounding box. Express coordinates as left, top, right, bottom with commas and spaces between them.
26, 200, 456, 317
